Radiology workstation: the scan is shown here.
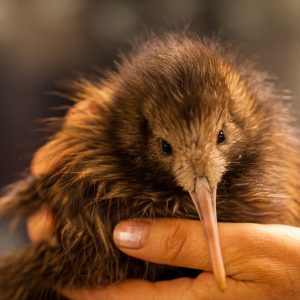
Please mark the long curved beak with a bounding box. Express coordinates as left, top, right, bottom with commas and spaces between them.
189, 177, 226, 291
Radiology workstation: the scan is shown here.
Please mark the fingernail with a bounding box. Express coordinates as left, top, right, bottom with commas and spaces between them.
113, 221, 150, 249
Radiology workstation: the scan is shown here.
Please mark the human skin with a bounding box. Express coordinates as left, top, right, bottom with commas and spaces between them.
27, 147, 300, 300
28, 212, 300, 300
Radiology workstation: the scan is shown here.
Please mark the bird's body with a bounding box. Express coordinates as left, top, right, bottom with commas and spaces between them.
0, 33, 300, 299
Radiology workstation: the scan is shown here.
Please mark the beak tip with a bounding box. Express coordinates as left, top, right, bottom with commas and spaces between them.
215, 267, 226, 291
217, 278, 226, 292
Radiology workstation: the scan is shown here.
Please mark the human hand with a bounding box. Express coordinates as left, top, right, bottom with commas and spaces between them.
28, 212, 300, 300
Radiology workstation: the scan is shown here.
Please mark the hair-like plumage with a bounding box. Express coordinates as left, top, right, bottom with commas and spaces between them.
0, 32, 300, 299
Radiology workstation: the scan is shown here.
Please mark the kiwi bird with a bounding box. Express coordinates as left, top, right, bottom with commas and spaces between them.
0, 32, 300, 299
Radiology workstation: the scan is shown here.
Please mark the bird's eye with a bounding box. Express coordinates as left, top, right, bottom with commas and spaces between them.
160, 140, 173, 155
217, 130, 226, 144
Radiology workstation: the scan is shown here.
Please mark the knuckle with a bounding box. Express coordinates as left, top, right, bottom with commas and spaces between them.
164, 221, 188, 264
229, 225, 272, 261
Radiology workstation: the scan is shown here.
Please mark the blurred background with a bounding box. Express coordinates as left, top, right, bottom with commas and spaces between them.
1, 0, 300, 253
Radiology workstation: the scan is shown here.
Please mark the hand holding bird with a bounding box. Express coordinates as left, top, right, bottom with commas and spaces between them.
28, 210, 300, 300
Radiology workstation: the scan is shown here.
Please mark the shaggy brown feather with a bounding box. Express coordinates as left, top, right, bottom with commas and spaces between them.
0, 32, 300, 299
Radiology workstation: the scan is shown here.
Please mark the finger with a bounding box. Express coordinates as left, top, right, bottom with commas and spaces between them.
61, 277, 200, 300
62, 274, 267, 300
62, 278, 193, 300
113, 219, 300, 277
27, 206, 55, 242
